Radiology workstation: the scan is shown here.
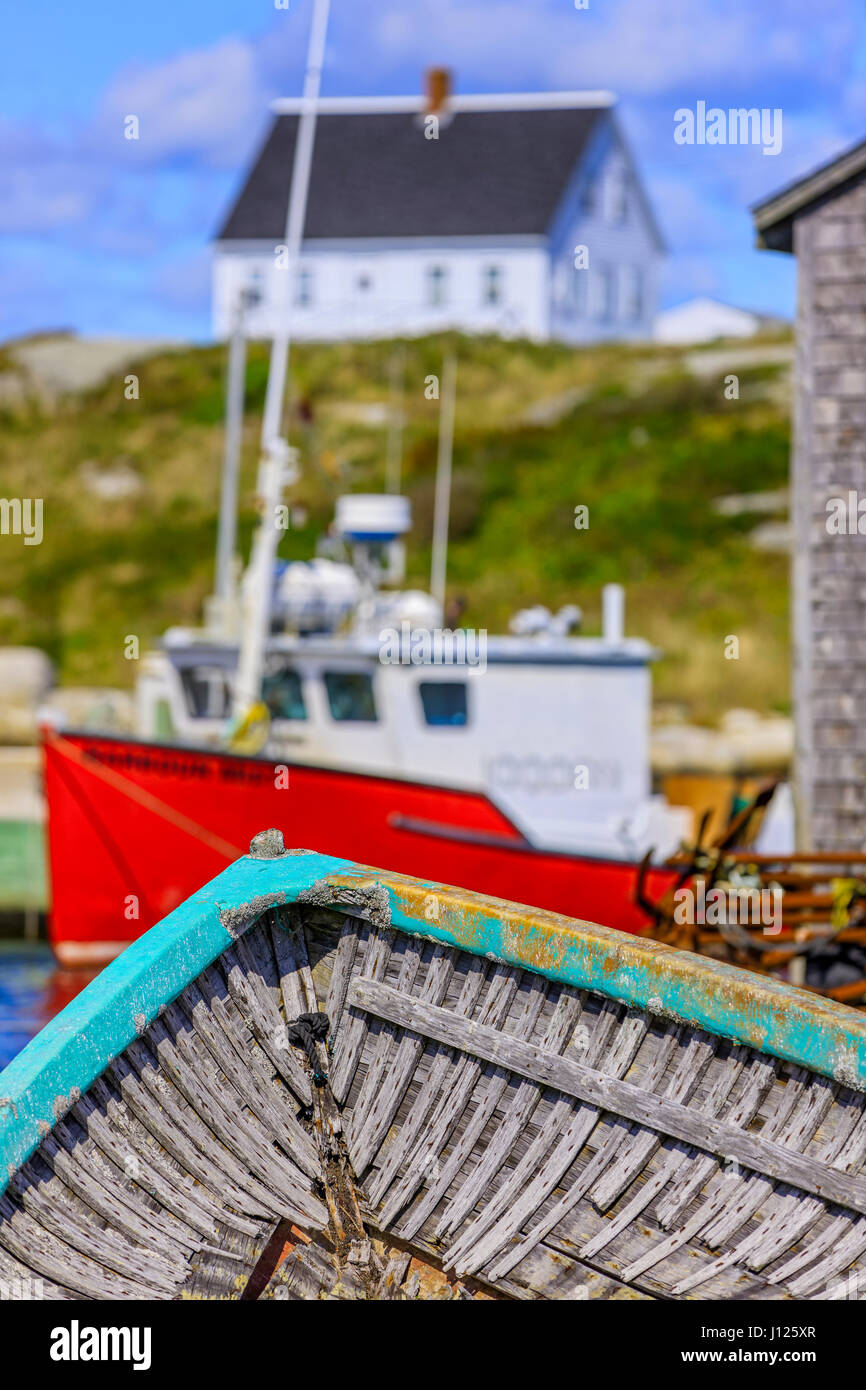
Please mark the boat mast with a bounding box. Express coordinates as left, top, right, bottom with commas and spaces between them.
212, 292, 247, 632
233, 0, 331, 720
385, 345, 405, 495
430, 352, 457, 617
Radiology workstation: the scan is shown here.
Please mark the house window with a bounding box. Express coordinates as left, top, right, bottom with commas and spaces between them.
419, 682, 468, 727
482, 265, 503, 306
323, 671, 378, 722
295, 266, 314, 307
243, 269, 264, 310
427, 264, 448, 307
261, 664, 307, 720
604, 168, 629, 223
570, 264, 587, 317
620, 267, 644, 322
589, 265, 616, 322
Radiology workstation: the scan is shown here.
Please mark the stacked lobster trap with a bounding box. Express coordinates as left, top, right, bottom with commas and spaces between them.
636, 787, 866, 1006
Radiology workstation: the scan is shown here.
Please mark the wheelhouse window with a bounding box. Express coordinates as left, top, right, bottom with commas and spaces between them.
324, 671, 378, 722
426, 264, 448, 307
179, 665, 232, 719
419, 682, 468, 727
261, 663, 307, 720
482, 265, 503, 306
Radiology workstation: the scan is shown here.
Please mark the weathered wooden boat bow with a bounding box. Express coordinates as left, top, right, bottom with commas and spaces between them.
4, 833, 866, 1301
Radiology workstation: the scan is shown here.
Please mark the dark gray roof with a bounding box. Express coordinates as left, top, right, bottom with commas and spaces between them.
752, 136, 866, 253
217, 107, 606, 242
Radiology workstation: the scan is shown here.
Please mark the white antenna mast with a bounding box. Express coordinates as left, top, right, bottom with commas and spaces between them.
430, 352, 457, 617
260, 0, 331, 452
212, 291, 247, 630
385, 344, 405, 495
233, 0, 331, 722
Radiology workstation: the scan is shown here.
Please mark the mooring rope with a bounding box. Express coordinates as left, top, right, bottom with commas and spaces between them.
287, 1011, 330, 1085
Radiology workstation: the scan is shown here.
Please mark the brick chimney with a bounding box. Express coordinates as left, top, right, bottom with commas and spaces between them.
425, 67, 452, 114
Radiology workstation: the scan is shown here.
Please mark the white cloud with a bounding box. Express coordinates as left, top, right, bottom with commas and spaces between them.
546, 0, 853, 96
94, 37, 262, 168
344, 0, 856, 101
0, 171, 93, 233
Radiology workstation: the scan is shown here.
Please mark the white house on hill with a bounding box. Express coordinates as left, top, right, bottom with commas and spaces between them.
654, 297, 770, 345
213, 73, 664, 344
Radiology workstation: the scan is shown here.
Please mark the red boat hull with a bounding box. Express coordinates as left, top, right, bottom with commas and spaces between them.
43, 729, 676, 965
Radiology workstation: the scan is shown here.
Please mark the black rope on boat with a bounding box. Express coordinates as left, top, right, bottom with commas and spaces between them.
287, 1011, 330, 1085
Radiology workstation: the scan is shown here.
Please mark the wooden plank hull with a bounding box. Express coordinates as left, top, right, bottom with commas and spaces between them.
3, 846, 866, 1300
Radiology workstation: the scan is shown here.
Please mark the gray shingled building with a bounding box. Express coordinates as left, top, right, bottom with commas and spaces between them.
754, 139, 866, 851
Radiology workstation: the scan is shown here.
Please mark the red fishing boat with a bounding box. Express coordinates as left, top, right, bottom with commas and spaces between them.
43, 726, 683, 965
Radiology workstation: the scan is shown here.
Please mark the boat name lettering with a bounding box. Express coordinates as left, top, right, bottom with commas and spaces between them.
83, 746, 272, 785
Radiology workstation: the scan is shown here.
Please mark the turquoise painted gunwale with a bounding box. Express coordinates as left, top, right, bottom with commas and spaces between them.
3, 849, 866, 1193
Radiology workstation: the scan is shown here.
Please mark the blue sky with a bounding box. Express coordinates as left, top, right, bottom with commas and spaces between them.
1, 0, 863, 341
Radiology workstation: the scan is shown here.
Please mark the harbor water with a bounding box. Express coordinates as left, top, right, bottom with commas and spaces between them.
0, 943, 92, 1069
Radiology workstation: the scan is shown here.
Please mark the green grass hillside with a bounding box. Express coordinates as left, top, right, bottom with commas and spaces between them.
0, 331, 792, 723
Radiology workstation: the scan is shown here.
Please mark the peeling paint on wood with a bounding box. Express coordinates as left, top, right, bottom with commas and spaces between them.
3, 850, 866, 1299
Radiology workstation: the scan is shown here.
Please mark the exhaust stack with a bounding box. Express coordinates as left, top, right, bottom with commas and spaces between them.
602, 583, 624, 643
